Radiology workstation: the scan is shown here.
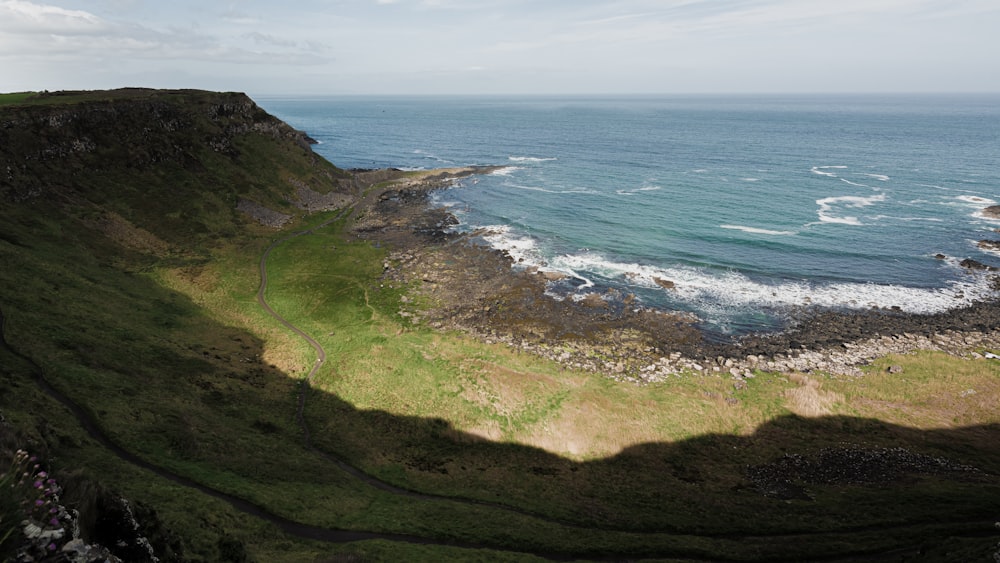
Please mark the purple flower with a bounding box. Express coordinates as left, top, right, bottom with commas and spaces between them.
47, 542, 56, 551
37, 471, 47, 479
49, 507, 58, 514
34, 480, 43, 489
35, 499, 45, 506
49, 517, 60, 527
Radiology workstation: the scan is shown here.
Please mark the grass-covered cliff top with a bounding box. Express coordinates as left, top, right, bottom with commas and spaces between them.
1, 89, 998, 562
1, 88, 245, 106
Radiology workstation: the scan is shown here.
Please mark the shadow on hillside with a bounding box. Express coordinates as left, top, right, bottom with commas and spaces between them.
3, 262, 999, 561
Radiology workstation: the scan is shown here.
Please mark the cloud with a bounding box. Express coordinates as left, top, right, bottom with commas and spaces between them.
0, 0, 327, 66
0, 0, 108, 34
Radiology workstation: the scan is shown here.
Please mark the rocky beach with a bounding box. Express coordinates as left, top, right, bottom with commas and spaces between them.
351, 170, 1000, 383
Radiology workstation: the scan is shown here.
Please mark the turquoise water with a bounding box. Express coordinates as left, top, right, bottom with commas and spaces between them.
258, 95, 1000, 334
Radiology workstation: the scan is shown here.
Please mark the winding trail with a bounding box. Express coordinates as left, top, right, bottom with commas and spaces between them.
255, 210, 612, 522
0, 309, 491, 547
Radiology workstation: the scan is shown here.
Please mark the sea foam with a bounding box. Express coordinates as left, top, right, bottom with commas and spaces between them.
815, 194, 887, 225
540, 251, 996, 319
720, 225, 797, 236
508, 156, 557, 162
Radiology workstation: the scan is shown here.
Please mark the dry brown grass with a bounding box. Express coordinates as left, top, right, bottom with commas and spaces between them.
90, 210, 174, 256
834, 352, 1000, 429
783, 373, 843, 417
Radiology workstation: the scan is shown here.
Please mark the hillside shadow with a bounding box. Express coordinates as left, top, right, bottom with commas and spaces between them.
2, 240, 998, 561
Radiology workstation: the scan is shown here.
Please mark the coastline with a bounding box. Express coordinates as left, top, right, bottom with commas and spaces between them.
351, 168, 1000, 382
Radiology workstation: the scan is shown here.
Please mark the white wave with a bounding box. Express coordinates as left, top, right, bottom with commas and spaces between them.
741, 178, 760, 182
616, 185, 662, 196
475, 225, 542, 265
840, 178, 868, 188
862, 173, 890, 182
545, 252, 996, 316
720, 224, 797, 236
690, 169, 708, 173
508, 156, 557, 162
869, 215, 944, 223
816, 194, 886, 226
412, 149, 454, 164
957, 195, 997, 205
490, 166, 519, 176
565, 269, 595, 289
506, 182, 593, 194
978, 242, 1000, 258
812, 166, 848, 178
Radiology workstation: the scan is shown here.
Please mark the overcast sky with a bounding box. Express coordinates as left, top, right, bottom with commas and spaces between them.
2, 0, 998, 96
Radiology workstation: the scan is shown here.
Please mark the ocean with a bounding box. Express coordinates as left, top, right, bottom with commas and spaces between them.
257, 94, 1000, 336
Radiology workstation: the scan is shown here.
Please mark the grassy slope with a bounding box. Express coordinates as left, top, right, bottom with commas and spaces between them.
1, 90, 998, 562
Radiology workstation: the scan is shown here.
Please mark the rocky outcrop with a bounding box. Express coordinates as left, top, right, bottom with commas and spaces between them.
289, 178, 355, 212
961, 258, 998, 271
983, 205, 1000, 219
0, 88, 343, 203
979, 240, 1000, 252
237, 198, 292, 228
653, 277, 676, 290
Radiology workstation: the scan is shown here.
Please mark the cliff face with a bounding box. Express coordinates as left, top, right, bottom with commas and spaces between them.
0, 89, 352, 243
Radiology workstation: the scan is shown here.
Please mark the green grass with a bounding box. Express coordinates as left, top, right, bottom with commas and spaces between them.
1, 90, 998, 561
0, 92, 37, 106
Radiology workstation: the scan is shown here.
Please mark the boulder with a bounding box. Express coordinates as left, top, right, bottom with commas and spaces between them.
538, 270, 567, 282
579, 293, 609, 308
960, 258, 998, 271
982, 205, 1000, 219
653, 276, 676, 290
978, 240, 1000, 252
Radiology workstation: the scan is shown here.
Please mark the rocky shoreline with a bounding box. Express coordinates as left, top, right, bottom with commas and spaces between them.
352, 170, 1000, 383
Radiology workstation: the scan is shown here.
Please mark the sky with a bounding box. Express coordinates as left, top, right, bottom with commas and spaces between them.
1, 0, 998, 96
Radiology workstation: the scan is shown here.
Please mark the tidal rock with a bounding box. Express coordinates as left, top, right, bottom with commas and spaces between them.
960, 258, 998, 271
978, 240, 1000, 252
539, 270, 568, 282
982, 205, 1000, 219
653, 277, 676, 290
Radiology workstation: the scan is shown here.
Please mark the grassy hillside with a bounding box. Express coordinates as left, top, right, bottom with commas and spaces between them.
1, 89, 998, 562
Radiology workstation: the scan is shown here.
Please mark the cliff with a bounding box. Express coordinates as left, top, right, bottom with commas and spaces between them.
0, 88, 354, 245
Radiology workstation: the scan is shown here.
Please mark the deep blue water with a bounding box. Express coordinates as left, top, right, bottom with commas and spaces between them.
258, 94, 1000, 334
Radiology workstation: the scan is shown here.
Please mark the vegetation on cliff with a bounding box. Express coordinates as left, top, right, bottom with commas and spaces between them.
0, 89, 998, 562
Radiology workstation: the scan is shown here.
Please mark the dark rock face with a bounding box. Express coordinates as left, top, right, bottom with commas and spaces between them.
979, 240, 1000, 252
0, 89, 318, 203
983, 205, 1000, 219
960, 258, 998, 271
